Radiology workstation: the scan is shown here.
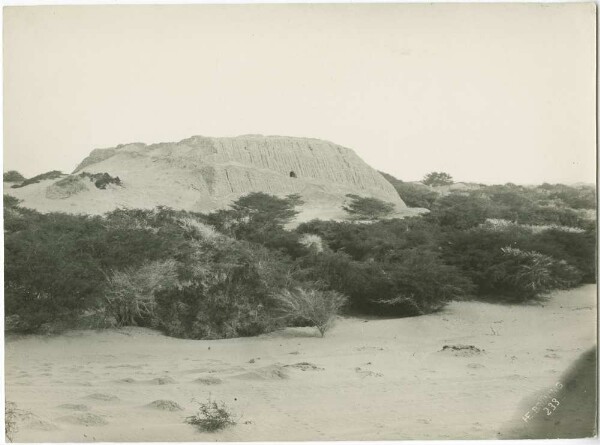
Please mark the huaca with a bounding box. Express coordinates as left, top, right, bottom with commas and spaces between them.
6, 135, 406, 218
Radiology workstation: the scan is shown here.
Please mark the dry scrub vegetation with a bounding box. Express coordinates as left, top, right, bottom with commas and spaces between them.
3, 173, 596, 338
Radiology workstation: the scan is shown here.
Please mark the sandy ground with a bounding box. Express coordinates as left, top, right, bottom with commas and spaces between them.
5, 285, 596, 442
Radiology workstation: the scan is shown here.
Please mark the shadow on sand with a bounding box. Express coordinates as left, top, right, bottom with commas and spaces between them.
501, 346, 597, 439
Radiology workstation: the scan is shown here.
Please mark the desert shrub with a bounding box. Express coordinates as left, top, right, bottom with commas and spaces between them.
373, 250, 474, 315
487, 247, 582, 302
538, 183, 596, 209
422, 171, 453, 186
427, 193, 490, 229
443, 226, 587, 301
4, 194, 20, 209
101, 207, 198, 269
79, 171, 122, 189
478, 184, 593, 229
379, 171, 439, 209
4, 206, 199, 332
5, 401, 18, 442
297, 218, 442, 262
155, 237, 295, 339
11, 170, 63, 188
530, 229, 596, 283
178, 217, 222, 241
274, 288, 347, 337
395, 182, 438, 209
298, 233, 324, 253
105, 259, 179, 326
3, 170, 26, 183
296, 249, 471, 316
342, 194, 395, 220
4, 212, 109, 332
207, 193, 305, 254
186, 397, 236, 432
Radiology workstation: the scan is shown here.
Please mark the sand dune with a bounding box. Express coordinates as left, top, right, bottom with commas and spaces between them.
5, 285, 596, 442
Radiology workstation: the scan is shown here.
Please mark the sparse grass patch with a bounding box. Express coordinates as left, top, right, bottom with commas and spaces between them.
185, 397, 237, 432
105, 259, 179, 326
274, 288, 347, 337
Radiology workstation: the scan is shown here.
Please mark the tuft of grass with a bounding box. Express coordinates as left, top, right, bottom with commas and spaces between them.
105, 259, 179, 326
185, 396, 237, 432
274, 288, 347, 337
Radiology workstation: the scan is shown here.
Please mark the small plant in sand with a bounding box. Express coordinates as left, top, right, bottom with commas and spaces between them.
5, 401, 18, 442
275, 288, 347, 337
185, 396, 237, 432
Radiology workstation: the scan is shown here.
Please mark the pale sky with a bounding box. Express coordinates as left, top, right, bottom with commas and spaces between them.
3, 3, 597, 184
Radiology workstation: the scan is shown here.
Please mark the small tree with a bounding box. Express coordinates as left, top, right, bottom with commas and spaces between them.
274, 288, 347, 337
230, 192, 303, 226
208, 193, 304, 242
342, 194, 395, 220
422, 172, 454, 187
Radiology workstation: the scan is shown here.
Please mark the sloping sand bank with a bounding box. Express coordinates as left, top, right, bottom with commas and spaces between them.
5, 285, 596, 442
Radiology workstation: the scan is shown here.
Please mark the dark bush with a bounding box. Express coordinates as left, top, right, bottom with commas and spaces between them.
3, 170, 26, 183
486, 247, 582, 302
296, 249, 472, 316
427, 193, 490, 230
422, 171, 453, 187
206, 192, 306, 257
154, 237, 295, 339
4, 206, 200, 332
4, 212, 108, 332
79, 171, 122, 189
297, 218, 442, 262
442, 225, 588, 301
